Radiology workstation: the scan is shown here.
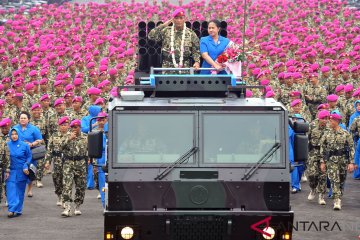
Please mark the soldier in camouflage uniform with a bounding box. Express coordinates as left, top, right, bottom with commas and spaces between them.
60, 119, 88, 217
148, 8, 200, 73
289, 99, 312, 122
69, 97, 87, 121
40, 94, 56, 129
349, 99, 360, 129
48, 98, 69, 136
307, 110, 329, 205
319, 113, 357, 210
30, 103, 48, 188
277, 73, 301, 107
45, 116, 70, 207
0, 118, 11, 205
304, 73, 327, 119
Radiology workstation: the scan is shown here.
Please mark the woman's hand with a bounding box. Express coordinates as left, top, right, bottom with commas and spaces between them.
213, 62, 223, 71
4, 172, 9, 180
45, 161, 50, 171
23, 169, 29, 175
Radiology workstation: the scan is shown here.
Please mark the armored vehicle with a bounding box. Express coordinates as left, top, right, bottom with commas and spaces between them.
89, 69, 308, 240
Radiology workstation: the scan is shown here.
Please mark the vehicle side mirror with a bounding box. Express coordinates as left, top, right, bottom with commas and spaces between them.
88, 131, 103, 158
292, 121, 309, 163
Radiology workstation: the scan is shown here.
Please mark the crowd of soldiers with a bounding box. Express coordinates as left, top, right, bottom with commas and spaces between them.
0, 0, 359, 216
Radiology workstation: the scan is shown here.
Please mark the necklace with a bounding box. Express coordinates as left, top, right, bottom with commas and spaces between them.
170, 23, 186, 68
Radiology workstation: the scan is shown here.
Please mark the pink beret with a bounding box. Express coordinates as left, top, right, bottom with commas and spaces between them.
172, 8, 185, 18
31, 103, 41, 111
67, 61, 75, 67
317, 103, 329, 110
265, 91, 275, 98
320, 66, 330, 73
309, 72, 318, 78
110, 87, 118, 97
65, 84, 74, 92
245, 90, 253, 98
13, 81, 22, 88
344, 84, 354, 93
40, 94, 49, 101
290, 99, 302, 107
29, 70, 37, 77
318, 110, 330, 120
252, 68, 261, 75
87, 87, 101, 95
94, 97, 105, 105
0, 99, 5, 107
97, 111, 108, 120
89, 71, 98, 77
70, 119, 81, 127
14, 93, 23, 98
326, 94, 338, 102
40, 69, 48, 76
2, 77, 11, 83
352, 89, 360, 97
54, 80, 64, 87
72, 96, 83, 103
5, 89, 15, 96
25, 83, 35, 91
329, 113, 342, 120
73, 78, 83, 86
99, 65, 108, 72
86, 62, 95, 69
335, 85, 345, 93
260, 79, 270, 86
58, 116, 70, 125
290, 91, 301, 97
64, 92, 74, 98
54, 98, 65, 107
0, 118, 11, 127
116, 63, 124, 69
109, 68, 117, 76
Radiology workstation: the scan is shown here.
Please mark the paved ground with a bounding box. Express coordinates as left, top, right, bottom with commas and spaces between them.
0, 174, 359, 240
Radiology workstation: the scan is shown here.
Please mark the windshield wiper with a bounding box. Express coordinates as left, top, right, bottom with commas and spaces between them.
241, 142, 281, 180
154, 147, 198, 180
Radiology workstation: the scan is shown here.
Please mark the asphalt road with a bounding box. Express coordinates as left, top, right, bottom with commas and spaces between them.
0, 174, 359, 240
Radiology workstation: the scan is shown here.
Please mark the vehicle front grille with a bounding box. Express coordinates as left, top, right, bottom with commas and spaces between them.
170, 216, 228, 240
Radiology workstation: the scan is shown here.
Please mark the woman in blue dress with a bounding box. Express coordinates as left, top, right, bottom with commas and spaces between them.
14, 111, 43, 197
5, 128, 32, 217
200, 19, 230, 75
95, 112, 108, 208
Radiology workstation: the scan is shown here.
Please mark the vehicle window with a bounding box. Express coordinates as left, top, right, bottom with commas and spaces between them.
202, 113, 282, 164
114, 113, 195, 164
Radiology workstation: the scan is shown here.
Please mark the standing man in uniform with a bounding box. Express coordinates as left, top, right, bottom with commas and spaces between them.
61, 119, 88, 217
307, 110, 329, 205
45, 116, 70, 207
320, 113, 357, 210
148, 8, 200, 73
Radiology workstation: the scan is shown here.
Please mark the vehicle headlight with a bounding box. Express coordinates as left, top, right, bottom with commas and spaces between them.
120, 226, 134, 240
262, 226, 275, 240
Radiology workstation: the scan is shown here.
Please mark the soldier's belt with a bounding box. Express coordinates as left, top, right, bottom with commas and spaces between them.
329, 150, 345, 157
52, 151, 62, 157
64, 155, 86, 161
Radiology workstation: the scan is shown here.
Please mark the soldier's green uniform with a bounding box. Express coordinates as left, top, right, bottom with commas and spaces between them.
60, 130, 88, 216
148, 25, 200, 73
0, 134, 10, 203
45, 131, 66, 202
69, 108, 88, 121
308, 120, 328, 196
304, 84, 327, 119
320, 125, 354, 207
32, 115, 48, 182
